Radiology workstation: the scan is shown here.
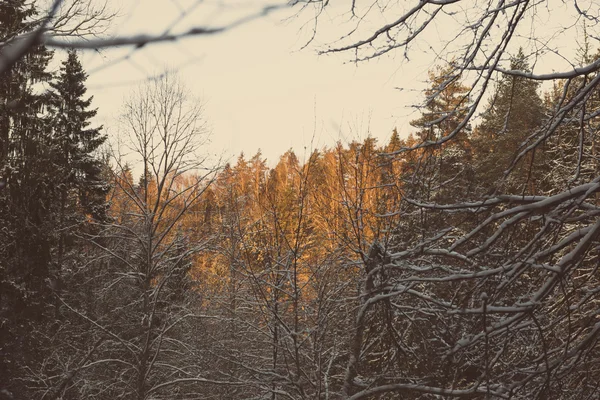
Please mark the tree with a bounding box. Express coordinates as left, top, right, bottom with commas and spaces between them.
402, 67, 475, 244
542, 43, 600, 195
42, 49, 107, 322
16, 50, 111, 400
474, 49, 545, 195
0, 1, 56, 395
0, 2, 115, 395
305, 1, 600, 398
409, 66, 473, 200
7, 1, 600, 398
29, 73, 219, 400
195, 146, 371, 399
47, 49, 107, 222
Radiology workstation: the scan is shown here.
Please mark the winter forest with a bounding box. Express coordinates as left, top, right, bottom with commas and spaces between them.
2, 0, 600, 399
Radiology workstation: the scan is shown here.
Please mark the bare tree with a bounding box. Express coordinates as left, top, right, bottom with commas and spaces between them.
300, 1, 600, 398
8, 1, 600, 398
195, 149, 361, 400
26, 72, 228, 399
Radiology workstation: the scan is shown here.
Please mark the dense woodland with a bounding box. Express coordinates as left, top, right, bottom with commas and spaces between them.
3, 0, 600, 399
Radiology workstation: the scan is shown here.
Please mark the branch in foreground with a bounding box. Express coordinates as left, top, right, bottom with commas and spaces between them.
43, 3, 289, 49
0, 2, 289, 76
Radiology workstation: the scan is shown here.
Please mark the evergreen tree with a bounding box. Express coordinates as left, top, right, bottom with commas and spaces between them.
473, 48, 545, 194
0, 17, 109, 396
0, 0, 53, 162
48, 50, 108, 222
0, 1, 55, 396
543, 43, 600, 193
408, 65, 473, 205
23, 51, 112, 399
400, 66, 474, 243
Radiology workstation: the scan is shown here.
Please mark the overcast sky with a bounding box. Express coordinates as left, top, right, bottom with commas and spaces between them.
76, 0, 442, 166
74, 0, 584, 167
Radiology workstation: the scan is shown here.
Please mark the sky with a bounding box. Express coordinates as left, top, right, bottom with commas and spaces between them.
77, 0, 437, 167
72, 0, 586, 168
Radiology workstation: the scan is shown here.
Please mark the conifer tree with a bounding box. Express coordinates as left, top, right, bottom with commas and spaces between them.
0, 1, 55, 395
48, 49, 107, 222
408, 65, 473, 205
397, 66, 474, 246
474, 48, 545, 194
22, 51, 112, 398
543, 42, 600, 193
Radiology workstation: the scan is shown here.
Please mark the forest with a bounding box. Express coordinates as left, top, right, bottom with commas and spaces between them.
2, 0, 600, 399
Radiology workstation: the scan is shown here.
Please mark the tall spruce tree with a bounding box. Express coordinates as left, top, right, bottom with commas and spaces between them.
473, 48, 545, 194
408, 65, 473, 204
0, 1, 56, 396
18, 51, 111, 400
543, 42, 600, 193
48, 49, 107, 222
0, 13, 109, 396
400, 66, 473, 245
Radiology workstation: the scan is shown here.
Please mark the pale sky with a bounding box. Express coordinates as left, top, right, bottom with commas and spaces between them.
75, 0, 585, 167
78, 0, 437, 166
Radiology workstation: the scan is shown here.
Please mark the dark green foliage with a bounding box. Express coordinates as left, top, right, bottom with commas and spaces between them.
0, 1, 56, 395
473, 49, 546, 194
48, 50, 108, 222
0, 6, 107, 396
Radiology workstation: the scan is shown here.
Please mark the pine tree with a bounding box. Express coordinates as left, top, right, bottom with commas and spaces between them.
0, 22, 109, 399
30, 52, 112, 398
